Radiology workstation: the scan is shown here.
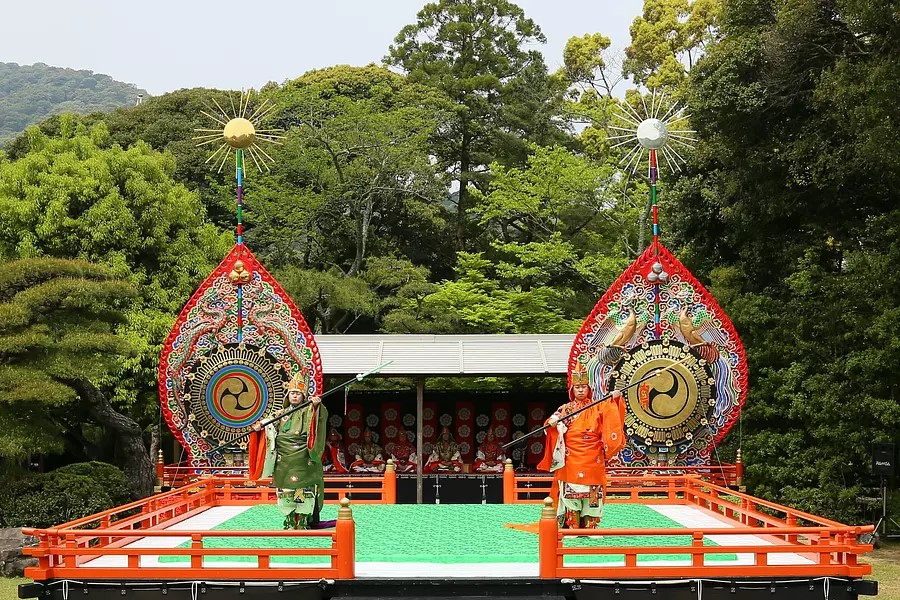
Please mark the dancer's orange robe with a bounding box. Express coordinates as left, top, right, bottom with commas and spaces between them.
538, 395, 627, 504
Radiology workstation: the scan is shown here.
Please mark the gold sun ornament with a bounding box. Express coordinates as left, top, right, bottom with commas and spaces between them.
192, 90, 284, 173
607, 92, 697, 176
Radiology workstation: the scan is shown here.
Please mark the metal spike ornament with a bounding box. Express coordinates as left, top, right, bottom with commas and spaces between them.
569, 92, 748, 468
191, 91, 283, 344
609, 92, 698, 337
158, 92, 319, 466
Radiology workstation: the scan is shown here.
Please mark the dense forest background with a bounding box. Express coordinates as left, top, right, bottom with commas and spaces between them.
0, 62, 147, 146
0, 0, 898, 525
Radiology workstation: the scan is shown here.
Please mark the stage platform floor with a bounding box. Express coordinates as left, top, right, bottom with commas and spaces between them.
81, 503, 814, 578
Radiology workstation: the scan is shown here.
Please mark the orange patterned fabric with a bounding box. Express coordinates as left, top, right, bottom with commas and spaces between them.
538, 394, 626, 489
248, 430, 266, 481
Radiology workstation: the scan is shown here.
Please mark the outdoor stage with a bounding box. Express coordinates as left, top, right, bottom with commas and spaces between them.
18, 468, 878, 600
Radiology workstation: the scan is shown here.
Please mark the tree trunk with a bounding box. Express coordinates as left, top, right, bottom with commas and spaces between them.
457, 125, 471, 251
149, 424, 160, 467
70, 379, 154, 499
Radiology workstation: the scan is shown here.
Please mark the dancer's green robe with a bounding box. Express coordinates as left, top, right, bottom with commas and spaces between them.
259, 402, 328, 527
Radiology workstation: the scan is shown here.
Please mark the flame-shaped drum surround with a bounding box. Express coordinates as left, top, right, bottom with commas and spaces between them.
159, 244, 322, 465
571, 242, 748, 466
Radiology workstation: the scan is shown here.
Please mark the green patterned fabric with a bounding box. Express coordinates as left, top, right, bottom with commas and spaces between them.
159, 504, 735, 564
271, 404, 327, 492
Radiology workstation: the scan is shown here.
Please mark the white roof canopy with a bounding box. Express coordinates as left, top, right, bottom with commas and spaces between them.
315, 334, 576, 377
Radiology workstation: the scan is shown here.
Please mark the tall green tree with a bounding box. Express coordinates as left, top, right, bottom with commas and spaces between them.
0, 258, 152, 496
246, 66, 451, 333
5, 88, 240, 230
0, 120, 231, 493
386, 0, 570, 249
559, 33, 625, 160
563, 33, 624, 100
669, 0, 900, 520
386, 145, 638, 333
624, 0, 721, 90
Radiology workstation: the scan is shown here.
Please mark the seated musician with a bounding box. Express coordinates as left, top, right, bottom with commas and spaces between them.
349, 428, 385, 473
322, 427, 348, 473
389, 426, 418, 473
473, 427, 506, 473
424, 426, 463, 473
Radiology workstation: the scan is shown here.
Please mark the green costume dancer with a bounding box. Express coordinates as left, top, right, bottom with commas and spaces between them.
254, 373, 327, 529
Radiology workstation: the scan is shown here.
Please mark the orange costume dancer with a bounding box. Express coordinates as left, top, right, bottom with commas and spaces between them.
390, 426, 418, 473
322, 427, 349, 474
349, 429, 386, 473
539, 361, 626, 529
473, 427, 505, 473
424, 426, 463, 473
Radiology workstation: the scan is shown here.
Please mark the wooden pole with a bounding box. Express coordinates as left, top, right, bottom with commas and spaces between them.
416, 377, 424, 504
503, 459, 515, 504
336, 498, 356, 578
539, 496, 557, 578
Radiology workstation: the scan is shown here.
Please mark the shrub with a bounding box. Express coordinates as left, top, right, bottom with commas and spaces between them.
53, 461, 132, 505
0, 462, 130, 528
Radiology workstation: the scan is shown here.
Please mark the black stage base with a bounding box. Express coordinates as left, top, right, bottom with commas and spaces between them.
19, 577, 878, 600
397, 474, 504, 503
394, 473, 550, 504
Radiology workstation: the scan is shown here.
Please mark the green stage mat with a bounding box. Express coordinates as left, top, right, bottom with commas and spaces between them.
159, 504, 735, 564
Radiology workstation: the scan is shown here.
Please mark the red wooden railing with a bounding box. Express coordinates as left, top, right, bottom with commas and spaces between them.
23, 478, 356, 581
534, 475, 873, 579
21, 473, 872, 583
502, 460, 742, 504
161, 461, 397, 503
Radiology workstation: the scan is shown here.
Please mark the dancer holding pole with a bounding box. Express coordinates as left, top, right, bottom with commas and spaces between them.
206, 361, 392, 530
249, 372, 327, 530
504, 354, 690, 529
539, 361, 626, 529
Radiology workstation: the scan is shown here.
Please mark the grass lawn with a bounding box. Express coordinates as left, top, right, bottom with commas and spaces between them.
862, 541, 900, 600
0, 577, 26, 600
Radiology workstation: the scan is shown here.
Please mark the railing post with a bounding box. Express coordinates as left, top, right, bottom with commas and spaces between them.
384, 459, 397, 504
539, 497, 557, 578
24, 532, 51, 580
155, 449, 165, 493
191, 533, 203, 569
818, 531, 833, 565
503, 459, 515, 504
64, 534, 76, 568
336, 498, 356, 579
692, 532, 704, 567
684, 476, 695, 504
786, 514, 798, 543
100, 516, 111, 546
846, 529, 859, 566
747, 500, 758, 526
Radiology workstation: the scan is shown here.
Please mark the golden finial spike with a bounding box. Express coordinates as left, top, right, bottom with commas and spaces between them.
211, 98, 230, 121
195, 90, 283, 172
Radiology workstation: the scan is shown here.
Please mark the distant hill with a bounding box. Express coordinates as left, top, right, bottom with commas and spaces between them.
0, 62, 148, 146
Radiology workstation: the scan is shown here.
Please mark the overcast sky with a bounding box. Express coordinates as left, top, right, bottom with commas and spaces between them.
4, 0, 644, 96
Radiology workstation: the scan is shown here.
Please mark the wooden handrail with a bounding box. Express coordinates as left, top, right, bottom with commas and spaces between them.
160, 468, 398, 504
23, 491, 358, 581
21, 474, 875, 583
536, 491, 874, 579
